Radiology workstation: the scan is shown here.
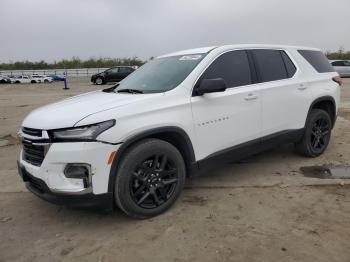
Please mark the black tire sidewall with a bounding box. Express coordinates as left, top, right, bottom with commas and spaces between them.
304, 109, 332, 156
114, 139, 186, 218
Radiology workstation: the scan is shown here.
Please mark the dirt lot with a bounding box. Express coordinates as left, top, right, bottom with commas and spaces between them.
1, 78, 350, 262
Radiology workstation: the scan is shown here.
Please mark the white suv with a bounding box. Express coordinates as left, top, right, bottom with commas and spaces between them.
17, 45, 341, 218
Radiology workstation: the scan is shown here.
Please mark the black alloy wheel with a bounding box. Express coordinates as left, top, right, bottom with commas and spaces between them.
296, 109, 332, 157
114, 139, 186, 218
130, 154, 178, 209
310, 117, 330, 152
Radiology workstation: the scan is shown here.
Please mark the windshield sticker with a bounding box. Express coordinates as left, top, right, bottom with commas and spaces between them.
179, 55, 202, 61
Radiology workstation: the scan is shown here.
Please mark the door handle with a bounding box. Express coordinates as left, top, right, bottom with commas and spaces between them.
298, 84, 308, 91
244, 93, 258, 101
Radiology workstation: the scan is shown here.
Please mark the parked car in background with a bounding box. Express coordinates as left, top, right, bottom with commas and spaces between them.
0, 75, 11, 84
31, 74, 53, 83
48, 74, 65, 81
91, 66, 135, 85
8, 75, 17, 83
13, 75, 32, 84
330, 60, 350, 77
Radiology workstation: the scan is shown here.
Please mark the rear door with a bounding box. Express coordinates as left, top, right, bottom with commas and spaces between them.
250, 49, 311, 137
191, 50, 262, 160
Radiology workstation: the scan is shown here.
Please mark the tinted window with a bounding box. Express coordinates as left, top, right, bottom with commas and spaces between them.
281, 51, 297, 77
252, 49, 288, 82
345, 61, 350, 66
110, 68, 119, 73
119, 67, 132, 73
298, 50, 335, 73
199, 50, 252, 88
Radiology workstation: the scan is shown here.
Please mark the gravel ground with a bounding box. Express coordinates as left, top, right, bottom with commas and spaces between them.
0, 78, 350, 262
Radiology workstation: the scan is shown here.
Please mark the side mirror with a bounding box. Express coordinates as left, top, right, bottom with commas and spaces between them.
195, 78, 227, 96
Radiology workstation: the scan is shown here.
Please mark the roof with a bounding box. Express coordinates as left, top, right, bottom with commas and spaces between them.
158, 44, 321, 58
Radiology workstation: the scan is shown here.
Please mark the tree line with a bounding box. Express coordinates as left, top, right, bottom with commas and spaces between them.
326, 47, 350, 60
0, 57, 145, 70
0, 48, 349, 70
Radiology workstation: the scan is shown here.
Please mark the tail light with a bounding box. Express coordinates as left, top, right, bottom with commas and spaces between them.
332, 76, 343, 86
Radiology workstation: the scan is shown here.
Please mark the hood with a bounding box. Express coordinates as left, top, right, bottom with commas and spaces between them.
22, 90, 160, 130
93, 72, 104, 77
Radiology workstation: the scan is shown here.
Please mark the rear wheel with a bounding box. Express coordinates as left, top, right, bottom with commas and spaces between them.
114, 139, 186, 218
295, 109, 332, 157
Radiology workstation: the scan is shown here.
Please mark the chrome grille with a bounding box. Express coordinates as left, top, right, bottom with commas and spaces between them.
21, 127, 50, 167
22, 127, 42, 137
22, 140, 45, 166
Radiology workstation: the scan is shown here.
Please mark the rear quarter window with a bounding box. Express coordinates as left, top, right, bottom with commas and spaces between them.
281, 51, 297, 77
298, 50, 335, 73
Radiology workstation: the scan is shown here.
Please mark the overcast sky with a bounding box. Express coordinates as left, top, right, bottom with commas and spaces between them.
0, 0, 349, 62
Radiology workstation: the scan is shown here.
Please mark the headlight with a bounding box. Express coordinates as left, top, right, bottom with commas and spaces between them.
49, 120, 115, 142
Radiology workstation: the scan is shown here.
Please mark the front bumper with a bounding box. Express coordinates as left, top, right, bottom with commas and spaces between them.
18, 161, 113, 210
18, 141, 120, 210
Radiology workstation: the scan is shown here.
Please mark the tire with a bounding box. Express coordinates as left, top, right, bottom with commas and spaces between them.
114, 139, 186, 219
31, 80, 36, 84
95, 77, 104, 85
15, 81, 20, 84
295, 109, 332, 157
44, 79, 49, 83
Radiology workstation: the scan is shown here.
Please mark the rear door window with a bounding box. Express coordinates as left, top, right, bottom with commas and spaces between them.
298, 50, 335, 73
199, 50, 252, 88
251, 49, 288, 82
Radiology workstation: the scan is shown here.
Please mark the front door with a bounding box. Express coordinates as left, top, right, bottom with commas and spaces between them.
191, 50, 262, 160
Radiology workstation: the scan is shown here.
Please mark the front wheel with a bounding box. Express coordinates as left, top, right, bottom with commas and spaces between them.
94, 77, 104, 85
295, 109, 332, 157
114, 139, 186, 218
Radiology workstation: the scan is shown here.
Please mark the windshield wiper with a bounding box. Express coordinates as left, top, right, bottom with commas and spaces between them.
117, 88, 143, 94
102, 83, 119, 93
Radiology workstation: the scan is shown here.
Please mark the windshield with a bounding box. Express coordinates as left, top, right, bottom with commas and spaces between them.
114, 54, 205, 93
